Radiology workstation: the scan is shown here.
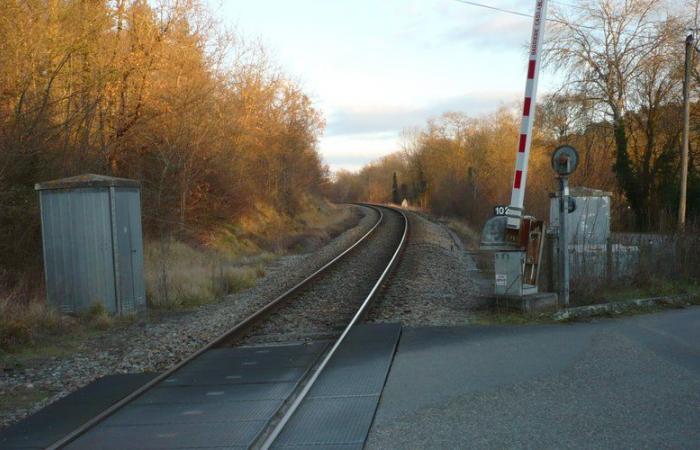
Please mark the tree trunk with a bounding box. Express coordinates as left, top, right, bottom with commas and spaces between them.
612, 114, 644, 229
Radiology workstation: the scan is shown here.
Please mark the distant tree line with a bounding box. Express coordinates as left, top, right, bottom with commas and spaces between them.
330, 0, 700, 232
0, 0, 326, 285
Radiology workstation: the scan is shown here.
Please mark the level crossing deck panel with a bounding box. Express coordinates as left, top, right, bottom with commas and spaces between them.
272, 323, 401, 448
133, 382, 297, 405
0, 373, 157, 450
67, 420, 262, 449
162, 365, 308, 386
65, 341, 328, 449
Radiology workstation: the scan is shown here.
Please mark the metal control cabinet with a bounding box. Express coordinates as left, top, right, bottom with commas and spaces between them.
494, 251, 538, 297
482, 215, 544, 298
36, 174, 146, 315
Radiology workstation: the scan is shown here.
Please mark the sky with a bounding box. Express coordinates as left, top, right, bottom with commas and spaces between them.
211, 0, 561, 172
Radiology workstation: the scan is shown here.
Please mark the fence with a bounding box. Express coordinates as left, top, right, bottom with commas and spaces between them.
541, 231, 700, 303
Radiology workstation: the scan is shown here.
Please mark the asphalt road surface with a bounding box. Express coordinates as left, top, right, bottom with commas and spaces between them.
367, 307, 700, 449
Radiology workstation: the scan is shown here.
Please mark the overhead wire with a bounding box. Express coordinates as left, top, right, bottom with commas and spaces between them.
448, 0, 603, 31
448, 0, 671, 39
448, 0, 531, 18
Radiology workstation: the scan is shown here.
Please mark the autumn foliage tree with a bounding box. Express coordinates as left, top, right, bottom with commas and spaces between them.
0, 0, 326, 284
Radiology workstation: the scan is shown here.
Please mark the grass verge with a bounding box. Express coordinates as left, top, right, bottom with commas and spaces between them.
575, 278, 700, 305
0, 301, 121, 357
144, 239, 271, 310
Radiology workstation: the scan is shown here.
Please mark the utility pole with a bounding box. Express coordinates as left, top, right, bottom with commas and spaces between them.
679, 33, 694, 231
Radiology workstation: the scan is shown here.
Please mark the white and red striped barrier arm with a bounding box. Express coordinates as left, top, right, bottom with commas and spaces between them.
506, 0, 549, 230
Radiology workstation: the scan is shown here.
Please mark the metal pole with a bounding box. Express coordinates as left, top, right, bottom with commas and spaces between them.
559, 176, 570, 307
679, 34, 693, 231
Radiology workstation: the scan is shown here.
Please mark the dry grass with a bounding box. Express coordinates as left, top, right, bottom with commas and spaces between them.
144, 239, 270, 309
78, 302, 113, 330
573, 277, 700, 306
144, 198, 356, 310
229, 196, 355, 253
0, 299, 70, 353
446, 218, 481, 250
0, 292, 118, 354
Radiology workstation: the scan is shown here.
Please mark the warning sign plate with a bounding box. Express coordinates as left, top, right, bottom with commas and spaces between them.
495, 273, 507, 286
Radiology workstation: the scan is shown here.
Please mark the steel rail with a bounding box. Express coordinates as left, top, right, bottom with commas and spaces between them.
47, 205, 385, 450
260, 205, 408, 449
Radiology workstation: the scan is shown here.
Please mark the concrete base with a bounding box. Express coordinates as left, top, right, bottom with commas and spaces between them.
553, 294, 697, 321
495, 292, 558, 313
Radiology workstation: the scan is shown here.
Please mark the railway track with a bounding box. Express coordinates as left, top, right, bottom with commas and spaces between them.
47, 204, 408, 449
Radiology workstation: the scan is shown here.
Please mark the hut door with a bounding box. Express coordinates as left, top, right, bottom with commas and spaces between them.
115, 191, 136, 314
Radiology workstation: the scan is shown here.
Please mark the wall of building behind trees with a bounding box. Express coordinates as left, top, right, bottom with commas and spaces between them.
0, 0, 327, 289
330, 0, 700, 233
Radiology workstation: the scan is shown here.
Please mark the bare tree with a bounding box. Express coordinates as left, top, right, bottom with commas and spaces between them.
546, 0, 682, 228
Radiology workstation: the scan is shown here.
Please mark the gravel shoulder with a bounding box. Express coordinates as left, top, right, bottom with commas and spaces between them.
0, 204, 377, 429
367, 208, 492, 326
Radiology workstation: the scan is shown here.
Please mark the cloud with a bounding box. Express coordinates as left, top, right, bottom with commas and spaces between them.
319, 90, 522, 170
423, 0, 533, 49
325, 91, 520, 137
443, 13, 531, 48
323, 156, 379, 173
388, 0, 532, 52
320, 131, 400, 171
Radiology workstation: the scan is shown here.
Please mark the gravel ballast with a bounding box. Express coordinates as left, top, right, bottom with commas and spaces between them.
367, 209, 491, 326
235, 206, 404, 346
0, 205, 377, 429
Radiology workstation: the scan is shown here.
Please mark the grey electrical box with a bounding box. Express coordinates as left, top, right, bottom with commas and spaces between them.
494, 251, 538, 297
36, 174, 146, 315
549, 186, 611, 246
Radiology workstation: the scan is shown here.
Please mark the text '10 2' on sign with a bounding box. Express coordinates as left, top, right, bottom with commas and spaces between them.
493, 205, 510, 216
